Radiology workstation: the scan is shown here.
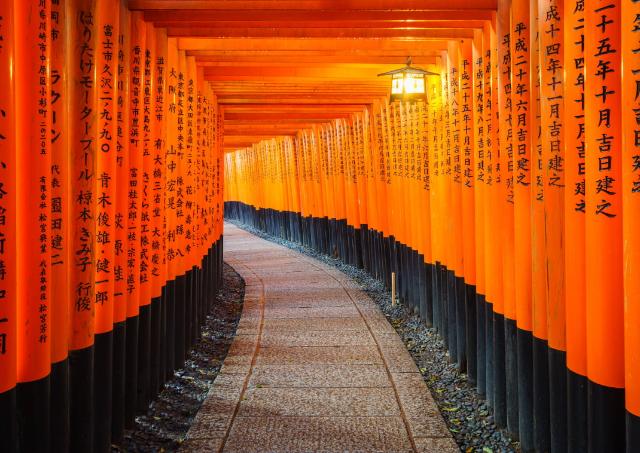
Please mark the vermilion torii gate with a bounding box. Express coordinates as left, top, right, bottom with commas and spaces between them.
1, 1, 640, 452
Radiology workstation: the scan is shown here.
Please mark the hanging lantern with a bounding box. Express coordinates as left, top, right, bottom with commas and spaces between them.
378, 56, 439, 104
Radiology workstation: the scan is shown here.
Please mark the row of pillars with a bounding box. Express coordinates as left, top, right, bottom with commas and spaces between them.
223, 0, 640, 447
0, 1, 225, 452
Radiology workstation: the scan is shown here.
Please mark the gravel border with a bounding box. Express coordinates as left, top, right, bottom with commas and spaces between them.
227, 219, 520, 453
114, 262, 245, 453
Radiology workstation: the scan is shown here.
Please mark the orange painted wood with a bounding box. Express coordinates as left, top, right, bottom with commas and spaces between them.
488, 18, 503, 314
143, 9, 494, 23
497, 0, 516, 321
129, 0, 498, 11
584, 0, 623, 389
15, 0, 52, 380
511, 0, 533, 332
157, 20, 488, 30
178, 38, 451, 52
154, 27, 168, 295
137, 22, 155, 306
195, 55, 441, 64
418, 100, 432, 265
623, 0, 640, 415
67, 0, 97, 352
448, 41, 464, 278
49, 0, 70, 364
473, 29, 486, 297
563, 0, 586, 379
170, 27, 476, 39
460, 38, 476, 286
0, 0, 17, 393
538, 0, 565, 352
530, 0, 547, 342
114, 2, 131, 324
95, 0, 120, 334
127, 11, 146, 317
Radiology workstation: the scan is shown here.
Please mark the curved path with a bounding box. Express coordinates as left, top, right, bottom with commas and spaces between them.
181, 223, 458, 453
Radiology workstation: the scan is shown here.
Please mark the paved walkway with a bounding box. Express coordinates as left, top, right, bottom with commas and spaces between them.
181, 223, 458, 453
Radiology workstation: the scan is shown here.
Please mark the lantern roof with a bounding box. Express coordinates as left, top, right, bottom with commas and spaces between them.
377, 57, 439, 77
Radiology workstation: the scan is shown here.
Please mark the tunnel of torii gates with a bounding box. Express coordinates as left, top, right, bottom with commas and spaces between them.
0, 0, 639, 452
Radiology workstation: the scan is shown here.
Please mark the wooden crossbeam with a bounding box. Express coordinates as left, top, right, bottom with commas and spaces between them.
130, 1, 498, 11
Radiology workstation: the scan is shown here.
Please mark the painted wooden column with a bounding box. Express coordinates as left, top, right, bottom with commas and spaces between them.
0, 2, 17, 451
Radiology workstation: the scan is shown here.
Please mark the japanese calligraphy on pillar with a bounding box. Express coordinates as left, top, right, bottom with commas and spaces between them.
566, 0, 586, 213
500, 25, 514, 205
540, 0, 565, 191
420, 100, 430, 192
70, 0, 95, 349
512, 0, 533, 331
584, 0, 624, 389
153, 29, 166, 295
127, 14, 145, 312
623, 3, 640, 196
461, 43, 474, 189
586, 1, 621, 219
95, 0, 118, 333
539, 0, 566, 351
563, 0, 587, 388
513, 12, 531, 188
14, 0, 53, 383
50, 0, 69, 365
175, 51, 185, 268
498, 0, 517, 322
36, 0, 51, 351
474, 40, 485, 186
623, 0, 640, 419
164, 38, 178, 279
186, 59, 195, 259
139, 27, 154, 304
114, 4, 129, 313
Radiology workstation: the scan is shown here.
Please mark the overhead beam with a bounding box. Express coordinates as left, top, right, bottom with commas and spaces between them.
217, 97, 381, 104
195, 55, 441, 64
224, 102, 368, 113
223, 104, 368, 113
201, 64, 413, 76
196, 60, 439, 67
178, 37, 451, 51
224, 112, 354, 121
225, 121, 332, 127
169, 27, 476, 38
130, 1, 498, 11
223, 134, 295, 147
155, 19, 487, 30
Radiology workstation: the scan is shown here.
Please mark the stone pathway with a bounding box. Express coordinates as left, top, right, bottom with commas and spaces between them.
181, 223, 458, 453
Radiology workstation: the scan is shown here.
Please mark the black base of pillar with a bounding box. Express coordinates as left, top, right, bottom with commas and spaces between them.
0, 387, 17, 453
51, 358, 69, 453
16, 376, 50, 453
70, 345, 94, 452
94, 330, 113, 453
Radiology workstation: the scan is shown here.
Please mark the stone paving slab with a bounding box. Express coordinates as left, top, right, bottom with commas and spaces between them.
262, 317, 368, 332
259, 329, 375, 347
263, 297, 355, 309
182, 223, 457, 453
237, 387, 400, 417
248, 364, 391, 388
263, 305, 361, 319
224, 416, 414, 453
255, 345, 383, 366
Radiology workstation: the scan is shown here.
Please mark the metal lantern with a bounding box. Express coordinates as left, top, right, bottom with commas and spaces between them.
378, 56, 439, 104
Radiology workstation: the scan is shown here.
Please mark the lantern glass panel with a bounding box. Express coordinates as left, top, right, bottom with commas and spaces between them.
404, 74, 425, 94
391, 74, 404, 95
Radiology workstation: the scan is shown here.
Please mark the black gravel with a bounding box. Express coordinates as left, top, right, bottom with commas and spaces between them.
114, 262, 245, 453
228, 219, 519, 453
